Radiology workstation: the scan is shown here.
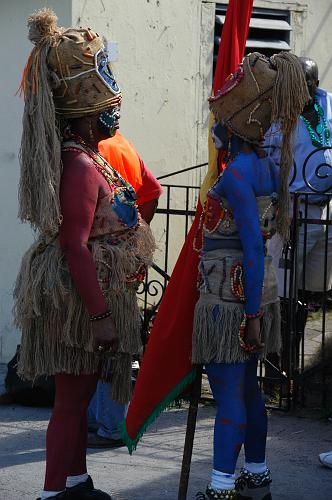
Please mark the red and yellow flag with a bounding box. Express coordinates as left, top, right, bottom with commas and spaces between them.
122, 0, 253, 453
201, 0, 253, 203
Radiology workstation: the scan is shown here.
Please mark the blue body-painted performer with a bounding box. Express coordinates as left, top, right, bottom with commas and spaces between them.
194, 52, 310, 499
194, 131, 281, 500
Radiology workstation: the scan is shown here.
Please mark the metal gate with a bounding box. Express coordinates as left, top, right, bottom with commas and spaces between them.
138, 148, 332, 410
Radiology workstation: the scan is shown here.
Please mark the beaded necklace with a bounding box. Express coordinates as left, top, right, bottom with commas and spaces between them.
300, 96, 331, 148
193, 151, 241, 252
62, 137, 144, 285
193, 149, 276, 252
62, 135, 137, 205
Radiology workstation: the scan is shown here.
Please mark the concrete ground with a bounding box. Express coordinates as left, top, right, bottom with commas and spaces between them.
303, 310, 332, 367
1, 310, 331, 500
0, 402, 331, 500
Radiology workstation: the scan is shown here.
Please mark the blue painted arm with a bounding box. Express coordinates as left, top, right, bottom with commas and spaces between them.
221, 161, 264, 314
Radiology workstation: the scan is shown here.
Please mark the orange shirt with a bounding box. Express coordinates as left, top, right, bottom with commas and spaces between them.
99, 132, 143, 193
99, 131, 162, 205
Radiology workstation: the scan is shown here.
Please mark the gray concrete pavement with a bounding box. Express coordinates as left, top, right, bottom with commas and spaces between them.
0, 403, 331, 500
303, 312, 332, 368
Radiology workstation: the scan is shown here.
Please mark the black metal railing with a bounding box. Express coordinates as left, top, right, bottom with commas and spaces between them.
285, 191, 332, 410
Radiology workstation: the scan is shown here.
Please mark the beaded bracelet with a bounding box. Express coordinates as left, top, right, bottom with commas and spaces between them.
238, 311, 264, 353
90, 310, 112, 322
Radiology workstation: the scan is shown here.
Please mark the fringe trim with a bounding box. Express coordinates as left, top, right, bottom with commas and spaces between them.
192, 301, 281, 364
17, 332, 99, 382
119, 368, 197, 455
90, 220, 155, 294
13, 226, 154, 404
101, 353, 133, 405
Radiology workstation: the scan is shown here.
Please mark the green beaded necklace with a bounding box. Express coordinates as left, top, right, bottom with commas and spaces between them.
300, 95, 331, 148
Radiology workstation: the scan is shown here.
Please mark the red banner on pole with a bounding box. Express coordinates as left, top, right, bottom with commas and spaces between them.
123, 0, 254, 453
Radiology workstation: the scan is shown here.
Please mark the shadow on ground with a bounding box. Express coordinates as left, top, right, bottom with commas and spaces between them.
0, 404, 332, 499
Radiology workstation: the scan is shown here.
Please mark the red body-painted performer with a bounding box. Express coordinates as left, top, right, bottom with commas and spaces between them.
14, 9, 155, 500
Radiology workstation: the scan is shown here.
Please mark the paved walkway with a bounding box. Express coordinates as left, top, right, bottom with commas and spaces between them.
0, 403, 331, 500
303, 311, 332, 367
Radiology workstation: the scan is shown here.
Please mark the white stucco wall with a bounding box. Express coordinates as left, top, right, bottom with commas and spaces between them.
253, 0, 332, 89
302, 0, 332, 88
72, 0, 213, 176
72, 0, 214, 278
0, 0, 71, 363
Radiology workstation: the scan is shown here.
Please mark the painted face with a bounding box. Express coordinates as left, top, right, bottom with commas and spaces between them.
211, 123, 229, 150
97, 107, 121, 137
95, 49, 121, 95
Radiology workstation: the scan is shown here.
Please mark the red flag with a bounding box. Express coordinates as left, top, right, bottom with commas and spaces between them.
122, 0, 253, 453
214, 0, 253, 94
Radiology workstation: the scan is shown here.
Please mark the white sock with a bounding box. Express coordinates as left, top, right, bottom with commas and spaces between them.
244, 460, 267, 474
211, 469, 236, 491
66, 473, 89, 488
40, 491, 64, 499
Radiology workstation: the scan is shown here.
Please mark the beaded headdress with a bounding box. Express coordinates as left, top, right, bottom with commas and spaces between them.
209, 52, 310, 240
19, 10, 122, 118
18, 8, 121, 234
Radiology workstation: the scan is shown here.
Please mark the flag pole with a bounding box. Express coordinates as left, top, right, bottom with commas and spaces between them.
177, 365, 203, 500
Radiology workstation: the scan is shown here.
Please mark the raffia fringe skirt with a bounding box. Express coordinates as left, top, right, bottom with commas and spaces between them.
192, 249, 281, 364
13, 225, 155, 404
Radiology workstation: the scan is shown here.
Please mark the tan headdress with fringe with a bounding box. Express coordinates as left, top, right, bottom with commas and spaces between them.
209, 51, 310, 240
18, 8, 121, 235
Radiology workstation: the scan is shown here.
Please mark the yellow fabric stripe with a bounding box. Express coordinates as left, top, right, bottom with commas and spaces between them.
200, 112, 219, 205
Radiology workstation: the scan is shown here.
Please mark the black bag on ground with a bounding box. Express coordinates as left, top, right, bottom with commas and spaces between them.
4, 345, 55, 407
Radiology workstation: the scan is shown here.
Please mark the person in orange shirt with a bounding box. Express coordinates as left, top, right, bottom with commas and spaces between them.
87, 131, 162, 448
99, 131, 162, 223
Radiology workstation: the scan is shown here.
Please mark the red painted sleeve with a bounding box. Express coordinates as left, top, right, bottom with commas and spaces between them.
59, 150, 108, 316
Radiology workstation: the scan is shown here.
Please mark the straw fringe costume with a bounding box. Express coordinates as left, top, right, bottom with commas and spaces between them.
193, 194, 281, 365
191, 52, 310, 500
14, 9, 155, 498
15, 142, 155, 403
15, 10, 155, 405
